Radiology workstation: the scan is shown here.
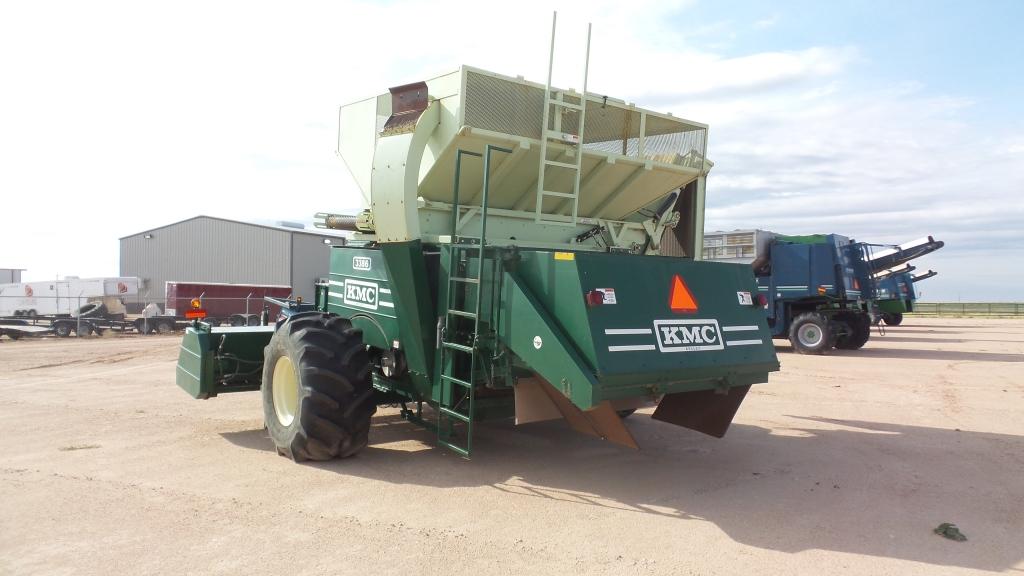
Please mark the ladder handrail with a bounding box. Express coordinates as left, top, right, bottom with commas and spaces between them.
535, 12, 592, 227
438, 144, 511, 457
451, 149, 482, 237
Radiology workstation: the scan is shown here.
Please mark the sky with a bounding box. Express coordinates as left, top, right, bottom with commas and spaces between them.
1, 0, 1021, 301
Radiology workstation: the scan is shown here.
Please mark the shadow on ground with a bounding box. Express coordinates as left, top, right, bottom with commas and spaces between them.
223, 411, 1024, 572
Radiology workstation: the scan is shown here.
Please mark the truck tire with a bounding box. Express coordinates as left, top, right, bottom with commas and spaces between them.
882, 312, 903, 326
155, 320, 174, 334
262, 313, 374, 462
788, 312, 833, 355
834, 312, 871, 350
76, 323, 92, 337
54, 322, 73, 337
229, 315, 246, 327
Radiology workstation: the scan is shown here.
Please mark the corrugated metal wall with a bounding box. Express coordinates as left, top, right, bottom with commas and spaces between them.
290, 233, 335, 301
120, 217, 292, 306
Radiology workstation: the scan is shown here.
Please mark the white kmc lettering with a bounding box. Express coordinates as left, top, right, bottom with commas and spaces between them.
652, 319, 725, 352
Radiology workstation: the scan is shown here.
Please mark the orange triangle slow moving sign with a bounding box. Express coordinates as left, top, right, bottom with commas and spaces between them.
669, 274, 698, 313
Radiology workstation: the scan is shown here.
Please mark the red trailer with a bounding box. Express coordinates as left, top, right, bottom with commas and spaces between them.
164, 282, 292, 327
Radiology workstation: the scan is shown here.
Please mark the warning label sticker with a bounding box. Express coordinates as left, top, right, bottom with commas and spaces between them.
596, 288, 617, 304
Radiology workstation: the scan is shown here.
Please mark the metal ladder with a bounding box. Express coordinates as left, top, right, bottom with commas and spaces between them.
535, 12, 592, 227
438, 144, 511, 457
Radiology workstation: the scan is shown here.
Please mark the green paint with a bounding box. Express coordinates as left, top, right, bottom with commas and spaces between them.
175, 324, 273, 399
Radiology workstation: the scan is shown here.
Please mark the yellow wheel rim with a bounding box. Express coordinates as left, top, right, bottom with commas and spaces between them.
272, 356, 299, 427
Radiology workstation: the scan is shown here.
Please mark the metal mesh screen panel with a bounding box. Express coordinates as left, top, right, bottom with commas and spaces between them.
462, 70, 706, 168
464, 71, 545, 139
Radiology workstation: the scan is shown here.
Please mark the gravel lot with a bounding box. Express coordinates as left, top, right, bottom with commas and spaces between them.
1, 317, 1021, 575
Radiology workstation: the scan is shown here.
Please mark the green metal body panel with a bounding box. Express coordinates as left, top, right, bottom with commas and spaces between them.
501, 250, 778, 408
325, 243, 436, 399
175, 324, 274, 399
877, 298, 910, 314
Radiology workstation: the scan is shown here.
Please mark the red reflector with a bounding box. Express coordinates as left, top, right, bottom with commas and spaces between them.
669, 274, 698, 313
756, 293, 768, 307
585, 289, 605, 307
185, 309, 207, 319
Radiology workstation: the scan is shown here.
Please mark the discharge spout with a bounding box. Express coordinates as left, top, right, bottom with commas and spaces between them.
867, 236, 944, 273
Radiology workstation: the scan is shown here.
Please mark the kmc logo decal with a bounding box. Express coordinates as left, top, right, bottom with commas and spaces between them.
343, 279, 378, 310
352, 257, 371, 271
652, 319, 725, 352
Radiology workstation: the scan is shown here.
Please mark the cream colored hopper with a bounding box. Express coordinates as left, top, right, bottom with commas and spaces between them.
336, 66, 708, 246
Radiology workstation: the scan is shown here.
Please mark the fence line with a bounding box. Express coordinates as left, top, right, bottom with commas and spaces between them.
910, 303, 1024, 317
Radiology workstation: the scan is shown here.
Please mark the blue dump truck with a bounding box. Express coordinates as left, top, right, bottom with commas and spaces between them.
704, 231, 943, 354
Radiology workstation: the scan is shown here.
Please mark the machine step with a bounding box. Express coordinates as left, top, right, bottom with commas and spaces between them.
442, 341, 475, 354
447, 309, 477, 319
449, 276, 480, 284
541, 190, 577, 198
439, 406, 471, 423
547, 99, 583, 111
544, 159, 579, 169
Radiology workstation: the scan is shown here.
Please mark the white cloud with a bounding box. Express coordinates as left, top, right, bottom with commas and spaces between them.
0, 0, 1019, 300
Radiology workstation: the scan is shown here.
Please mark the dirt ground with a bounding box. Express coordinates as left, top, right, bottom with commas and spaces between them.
0, 317, 1021, 575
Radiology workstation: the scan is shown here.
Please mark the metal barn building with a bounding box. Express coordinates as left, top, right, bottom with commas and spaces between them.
119, 216, 346, 305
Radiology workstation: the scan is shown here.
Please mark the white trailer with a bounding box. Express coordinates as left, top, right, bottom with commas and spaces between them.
0, 277, 140, 317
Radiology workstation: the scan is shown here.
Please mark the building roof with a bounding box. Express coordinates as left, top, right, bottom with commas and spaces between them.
119, 215, 349, 241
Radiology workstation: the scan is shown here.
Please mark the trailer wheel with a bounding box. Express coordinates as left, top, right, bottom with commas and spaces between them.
229, 315, 246, 327
834, 313, 871, 350
155, 320, 174, 334
6, 331, 20, 341
788, 312, 833, 354
262, 313, 374, 462
54, 322, 73, 337
882, 312, 903, 326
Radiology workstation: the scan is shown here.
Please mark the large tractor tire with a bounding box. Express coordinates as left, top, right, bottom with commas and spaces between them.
788, 312, 833, 355
834, 312, 871, 350
262, 313, 375, 461
882, 312, 903, 326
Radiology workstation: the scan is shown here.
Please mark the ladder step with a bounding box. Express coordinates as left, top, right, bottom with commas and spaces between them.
437, 439, 470, 457
449, 276, 480, 284
544, 160, 579, 169
441, 374, 473, 389
442, 342, 474, 354
543, 130, 580, 143
439, 406, 471, 423
447, 309, 477, 319
548, 99, 583, 111
541, 190, 577, 198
